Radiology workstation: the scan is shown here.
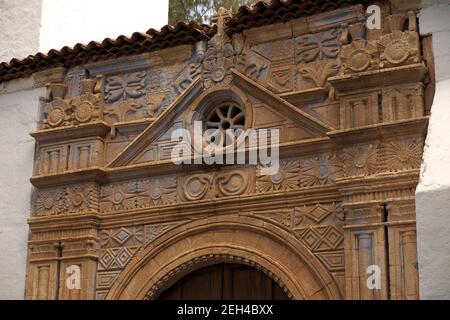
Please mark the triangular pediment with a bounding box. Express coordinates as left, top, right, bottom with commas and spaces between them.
107, 70, 332, 168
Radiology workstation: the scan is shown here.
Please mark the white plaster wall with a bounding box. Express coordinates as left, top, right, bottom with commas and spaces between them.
0, 0, 43, 63
0, 78, 44, 299
416, 1, 450, 300
39, 0, 169, 53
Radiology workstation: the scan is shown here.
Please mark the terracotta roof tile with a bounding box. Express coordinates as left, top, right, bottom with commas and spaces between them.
226, 0, 374, 34
0, 0, 375, 83
0, 21, 215, 83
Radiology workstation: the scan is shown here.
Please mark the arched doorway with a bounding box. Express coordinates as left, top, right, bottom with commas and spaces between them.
158, 263, 289, 300
106, 215, 341, 300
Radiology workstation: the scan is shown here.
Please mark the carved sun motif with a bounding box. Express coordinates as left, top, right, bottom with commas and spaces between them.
100, 183, 136, 212
342, 145, 378, 177
384, 139, 423, 171
256, 160, 300, 192
378, 31, 420, 68
36, 189, 67, 216
202, 36, 234, 88
147, 177, 177, 206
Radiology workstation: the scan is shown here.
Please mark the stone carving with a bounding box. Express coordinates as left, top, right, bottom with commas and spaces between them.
295, 225, 344, 252
298, 60, 340, 88
100, 226, 144, 248
216, 170, 249, 197
98, 247, 139, 271
268, 66, 294, 93
382, 138, 423, 172
341, 40, 378, 73
27, 7, 428, 301
236, 50, 268, 80
145, 177, 177, 206
183, 174, 213, 201
35, 184, 99, 216
256, 160, 300, 193
295, 29, 342, 63
378, 31, 420, 68
104, 71, 147, 103
42, 78, 102, 129
342, 144, 379, 177
382, 83, 424, 121
202, 35, 234, 88
100, 182, 138, 212
70, 80, 102, 124
300, 155, 342, 187
173, 64, 201, 94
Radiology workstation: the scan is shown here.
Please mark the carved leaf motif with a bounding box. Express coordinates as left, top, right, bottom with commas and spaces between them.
299, 60, 340, 88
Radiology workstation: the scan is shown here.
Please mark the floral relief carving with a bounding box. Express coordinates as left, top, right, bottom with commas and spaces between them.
295, 28, 342, 63
35, 184, 99, 216
382, 139, 423, 172
100, 182, 138, 212
340, 40, 378, 74
342, 144, 379, 177
300, 155, 341, 187
42, 79, 102, 129
256, 160, 300, 193
202, 34, 234, 88
145, 177, 177, 206
378, 31, 420, 68
104, 71, 147, 103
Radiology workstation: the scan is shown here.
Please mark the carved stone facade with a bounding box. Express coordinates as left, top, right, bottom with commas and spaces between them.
25, 2, 428, 300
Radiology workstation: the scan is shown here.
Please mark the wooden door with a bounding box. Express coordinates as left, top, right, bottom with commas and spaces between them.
158, 263, 289, 300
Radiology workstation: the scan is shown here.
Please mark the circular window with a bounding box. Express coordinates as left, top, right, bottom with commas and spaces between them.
204, 102, 246, 147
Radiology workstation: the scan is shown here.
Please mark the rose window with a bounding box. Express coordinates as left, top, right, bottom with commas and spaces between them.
204, 102, 245, 147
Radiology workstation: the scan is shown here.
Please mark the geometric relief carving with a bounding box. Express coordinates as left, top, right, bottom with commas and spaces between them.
144, 221, 184, 244
249, 208, 303, 229
100, 182, 138, 213
295, 29, 342, 63
96, 271, 121, 289
381, 138, 423, 172
295, 203, 338, 224
316, 251, 345, 271
295, 225, 344, 252
256, 160, 300, 193
35, 183, 99, 216
98, 246, 139, 271
100, 226, 144, 248
342, 144, 379, 177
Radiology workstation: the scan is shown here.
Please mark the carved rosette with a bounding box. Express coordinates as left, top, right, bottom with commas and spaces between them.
378, 31, 420, 69
256, 160, 300, 193
202, 35, 234, 88
145, 177, 177, 206
340, 40, 378, 74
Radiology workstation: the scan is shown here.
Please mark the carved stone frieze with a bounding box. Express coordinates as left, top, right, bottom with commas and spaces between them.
35, 183, 99, 216
26, 5, 429, 301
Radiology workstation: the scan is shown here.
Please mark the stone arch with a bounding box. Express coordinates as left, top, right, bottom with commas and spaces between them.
106, 215, 342, 300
